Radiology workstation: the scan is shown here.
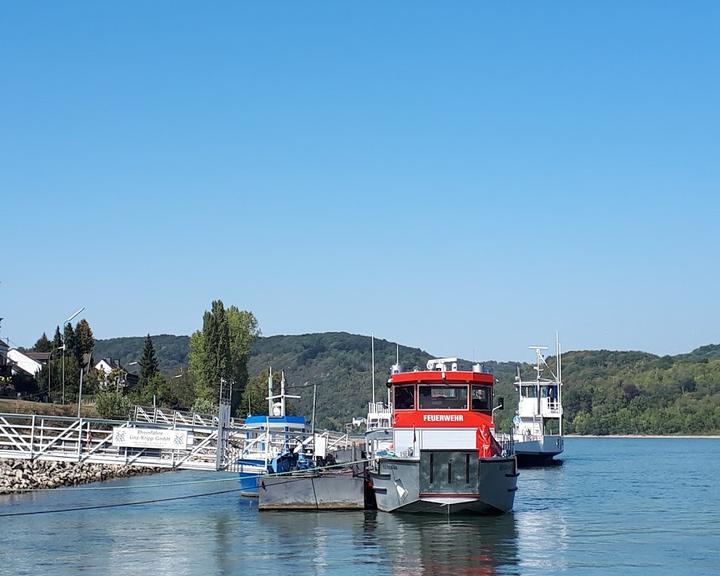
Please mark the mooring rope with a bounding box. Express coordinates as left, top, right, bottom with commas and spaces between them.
0, 459, 369, 517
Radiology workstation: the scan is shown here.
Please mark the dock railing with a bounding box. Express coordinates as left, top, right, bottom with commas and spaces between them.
133, 405, 242, 428
0, 412, 235, 470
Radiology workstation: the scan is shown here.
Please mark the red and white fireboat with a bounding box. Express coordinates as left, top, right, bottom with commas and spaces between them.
366, 358, 518, 514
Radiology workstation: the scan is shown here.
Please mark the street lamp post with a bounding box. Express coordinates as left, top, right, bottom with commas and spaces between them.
61, 306, 85, 404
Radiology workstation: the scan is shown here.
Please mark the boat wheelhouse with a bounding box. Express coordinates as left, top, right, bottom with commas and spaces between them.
509, 344, 564, 465
368, 358, 518, 514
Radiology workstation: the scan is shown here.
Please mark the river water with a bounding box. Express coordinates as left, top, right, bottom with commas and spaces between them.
1, 438, 718, 575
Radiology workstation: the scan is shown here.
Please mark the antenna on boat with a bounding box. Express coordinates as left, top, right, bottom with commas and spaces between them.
371, 333, 376, 405
557, 332, 563, 436
267, 367, 273, 415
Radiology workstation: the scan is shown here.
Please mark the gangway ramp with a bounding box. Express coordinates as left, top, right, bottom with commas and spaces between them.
0, 413, 246, 471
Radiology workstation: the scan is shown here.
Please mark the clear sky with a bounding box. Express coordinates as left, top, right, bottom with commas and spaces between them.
2, 2, 719, 362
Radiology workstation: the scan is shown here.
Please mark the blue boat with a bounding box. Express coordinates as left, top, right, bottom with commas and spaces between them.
236, 370, 309, 496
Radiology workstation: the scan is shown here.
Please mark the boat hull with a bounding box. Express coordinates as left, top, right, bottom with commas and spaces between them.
513, 435, 563, 466
237, 460, 268, 496
370, 450, 517, 515
258, 470, 365, 510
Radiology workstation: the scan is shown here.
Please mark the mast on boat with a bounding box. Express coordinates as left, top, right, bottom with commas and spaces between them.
557, 332, 563, 436
371, 334, 375, 405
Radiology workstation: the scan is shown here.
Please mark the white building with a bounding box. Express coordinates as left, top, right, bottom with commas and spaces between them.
95, 358, 138, 390
7, 349, 50, 377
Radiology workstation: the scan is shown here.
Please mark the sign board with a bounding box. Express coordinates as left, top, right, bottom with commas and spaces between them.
112, 427, 189, 450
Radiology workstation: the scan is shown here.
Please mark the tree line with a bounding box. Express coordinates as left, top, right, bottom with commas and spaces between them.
11, 299, 260, 420
15, 314, 720, 433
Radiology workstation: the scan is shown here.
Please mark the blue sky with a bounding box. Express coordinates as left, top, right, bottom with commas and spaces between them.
2, 2, 719, 361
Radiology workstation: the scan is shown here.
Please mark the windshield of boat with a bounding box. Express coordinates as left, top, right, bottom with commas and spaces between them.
394, 384, 415, 410
418, 385, 468, 410
521, 385, 538, 398
471, 385, 492, 411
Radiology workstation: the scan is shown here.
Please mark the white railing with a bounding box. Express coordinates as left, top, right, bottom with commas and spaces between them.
542, 399, 562, 416
133, 405, 242, 428
366, 402, 392, 431
0, 409, 364, 474
0, 412, 235, 471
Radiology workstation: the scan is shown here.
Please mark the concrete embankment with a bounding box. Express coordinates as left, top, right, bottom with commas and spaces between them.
0, 459, 165, 495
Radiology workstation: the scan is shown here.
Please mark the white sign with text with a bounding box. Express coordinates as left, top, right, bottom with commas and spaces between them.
112, 427, 188, 450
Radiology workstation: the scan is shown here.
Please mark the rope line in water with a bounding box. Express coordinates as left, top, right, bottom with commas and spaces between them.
1, 475, 240, 492
0, 459, 369, 492
0, 488, 245, 518
0, 459, 370, 516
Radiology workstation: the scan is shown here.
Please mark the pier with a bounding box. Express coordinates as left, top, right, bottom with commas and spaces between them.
0, 406, 356, 472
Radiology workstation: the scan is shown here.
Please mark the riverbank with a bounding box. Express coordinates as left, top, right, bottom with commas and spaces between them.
0, 399, 99, 418
0, 459, 166, 495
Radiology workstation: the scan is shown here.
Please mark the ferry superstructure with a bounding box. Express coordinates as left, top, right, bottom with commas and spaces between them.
510, 343, 564, 465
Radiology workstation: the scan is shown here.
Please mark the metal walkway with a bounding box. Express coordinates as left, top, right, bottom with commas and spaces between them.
0, 412, 246, 471
0, 411, 356, 472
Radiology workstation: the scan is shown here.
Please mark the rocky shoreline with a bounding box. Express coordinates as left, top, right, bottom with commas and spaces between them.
0, 459, 166, 495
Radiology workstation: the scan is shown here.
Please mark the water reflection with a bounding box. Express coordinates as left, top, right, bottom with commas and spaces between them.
369, 512, 519, 576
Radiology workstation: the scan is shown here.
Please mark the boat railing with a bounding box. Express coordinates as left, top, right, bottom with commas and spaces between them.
236, 428, 355, 463
366, 402, 392, 431
367, 402, 391, 416
542, 398, 562, 416
493, 431, 515, 457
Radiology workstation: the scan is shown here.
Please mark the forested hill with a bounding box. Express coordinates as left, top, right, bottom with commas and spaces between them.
93, 334, 190, 372
246, 333, 519, 429
94, 334, 720, 434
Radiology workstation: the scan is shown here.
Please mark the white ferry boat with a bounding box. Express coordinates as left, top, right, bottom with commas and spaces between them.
509, 343, 564, 465
367, 358, 518, 514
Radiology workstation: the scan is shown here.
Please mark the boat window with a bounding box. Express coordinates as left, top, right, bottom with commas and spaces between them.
541, 385, 557, 399
418, 385, 468, 410
471, 385, 492, 411
394, 385, 415, 410
521, 385, 538, 398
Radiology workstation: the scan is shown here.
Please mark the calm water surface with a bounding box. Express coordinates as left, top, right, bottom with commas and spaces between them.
1, 438, 718, 575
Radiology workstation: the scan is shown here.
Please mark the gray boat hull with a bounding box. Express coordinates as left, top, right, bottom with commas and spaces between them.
514, 434, 563, 466
370, 449, 517, 514
258, 470, 365, 510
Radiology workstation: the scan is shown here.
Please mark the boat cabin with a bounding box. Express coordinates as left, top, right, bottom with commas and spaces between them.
385, 358, 502, 458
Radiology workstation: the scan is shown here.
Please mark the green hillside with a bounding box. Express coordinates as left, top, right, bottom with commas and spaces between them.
92, 333, 720, 434
247, 332, 519, 429
94, 334, 190, 372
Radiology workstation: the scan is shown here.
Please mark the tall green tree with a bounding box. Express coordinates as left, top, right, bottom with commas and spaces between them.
52, 326, 63, 353
74, 319, 95, 359
227, 306, 260, 407
187, 300, 259, 411
62, 323, 76, 358
188, 330, 209, 401
33, 332, 52, 352
203, 300, 231, 391
139, 334, 159, 386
